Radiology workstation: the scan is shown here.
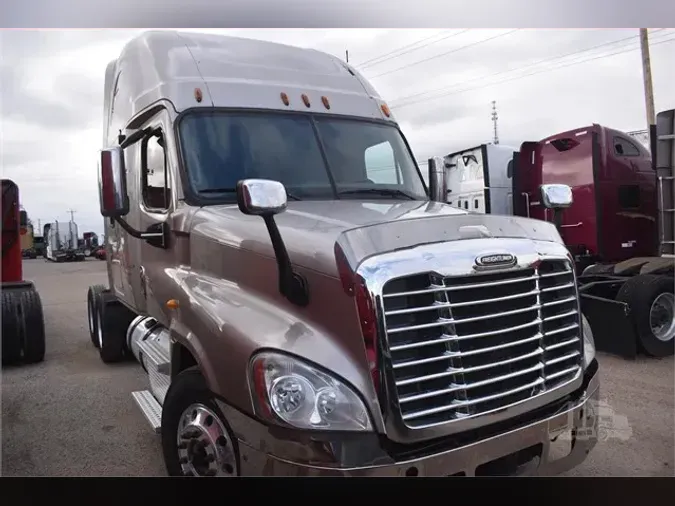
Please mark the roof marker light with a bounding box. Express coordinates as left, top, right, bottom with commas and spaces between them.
321, 96, 330, 110
301, 94, 311, 108
381, 103, 391, 118
194, 88, 203, 103
280, 92, 290, 106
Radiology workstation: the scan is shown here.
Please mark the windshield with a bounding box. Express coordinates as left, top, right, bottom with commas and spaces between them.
178, 111, 428, 201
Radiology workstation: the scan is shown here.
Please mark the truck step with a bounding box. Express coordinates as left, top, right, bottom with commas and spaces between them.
137, 338, 171, 374
131, 390, 162, 434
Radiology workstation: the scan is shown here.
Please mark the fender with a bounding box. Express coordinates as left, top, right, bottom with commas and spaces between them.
160, 266, 381, 427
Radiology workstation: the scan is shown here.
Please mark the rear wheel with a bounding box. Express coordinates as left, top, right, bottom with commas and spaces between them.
161, 367, 239, 477
617, 274, 675, 357
96, 295, 136, 364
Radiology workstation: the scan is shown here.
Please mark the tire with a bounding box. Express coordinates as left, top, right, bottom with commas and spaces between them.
97, 295, 135, 364
20, 287, 46, 364
161, 367, 239, 477
1, 291, 22, 365
617, 274, 675, 357
87, 285, 107, 348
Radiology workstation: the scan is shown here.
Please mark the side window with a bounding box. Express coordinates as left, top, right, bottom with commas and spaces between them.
364, 141, 401, 184
613, 137, 641, 157
141, 130, 171, 210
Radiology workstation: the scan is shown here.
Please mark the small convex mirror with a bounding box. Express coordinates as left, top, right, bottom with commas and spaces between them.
539, 184, 573, 209
236, 179, 288, 216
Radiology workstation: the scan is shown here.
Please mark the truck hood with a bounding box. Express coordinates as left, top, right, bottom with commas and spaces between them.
190, 200, 563, 277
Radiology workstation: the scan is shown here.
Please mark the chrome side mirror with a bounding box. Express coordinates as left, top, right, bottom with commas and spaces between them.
539, 184, 573, 209
236, 179, 308, 307
98, 147, 129, 217
236, 179, 288, 216
427, 156, 447, 202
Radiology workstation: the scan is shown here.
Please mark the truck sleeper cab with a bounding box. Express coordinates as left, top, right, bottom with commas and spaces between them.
87, 31, 599, 477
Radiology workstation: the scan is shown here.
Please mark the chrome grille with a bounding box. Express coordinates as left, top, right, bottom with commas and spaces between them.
381, 259, 582, 429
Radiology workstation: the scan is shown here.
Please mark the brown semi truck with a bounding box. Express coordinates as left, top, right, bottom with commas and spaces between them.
87, 31, 600, 477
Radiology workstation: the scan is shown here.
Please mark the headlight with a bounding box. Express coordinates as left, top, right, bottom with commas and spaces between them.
581, 313, 596, 368
248, 351, 373, 432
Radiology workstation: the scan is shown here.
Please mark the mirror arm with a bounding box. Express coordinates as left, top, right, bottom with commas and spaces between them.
262, 215, 309, 307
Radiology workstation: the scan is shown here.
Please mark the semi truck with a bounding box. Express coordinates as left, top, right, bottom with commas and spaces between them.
443, 113, 675, 359
44, 220, 85, 262
86, 30, 599, 477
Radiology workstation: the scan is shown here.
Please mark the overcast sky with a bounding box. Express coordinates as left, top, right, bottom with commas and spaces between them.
1, 28, 674, 237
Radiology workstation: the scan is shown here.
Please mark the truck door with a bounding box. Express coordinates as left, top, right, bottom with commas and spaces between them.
134, 109, 176, 318
512, 141, 544, 220
599, 134, 658, 261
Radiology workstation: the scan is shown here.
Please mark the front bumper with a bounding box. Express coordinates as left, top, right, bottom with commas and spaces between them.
217, 364, 599, 477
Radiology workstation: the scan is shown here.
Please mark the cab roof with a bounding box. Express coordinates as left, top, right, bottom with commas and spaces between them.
109, 30, 395, 124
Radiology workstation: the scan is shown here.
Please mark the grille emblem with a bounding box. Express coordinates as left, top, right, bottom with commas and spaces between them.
475, 253, 517, 268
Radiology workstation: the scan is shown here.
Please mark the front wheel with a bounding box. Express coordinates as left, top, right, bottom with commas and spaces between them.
161, 367, 239, 477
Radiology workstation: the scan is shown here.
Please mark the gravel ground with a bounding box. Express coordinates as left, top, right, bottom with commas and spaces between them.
1, 259, 673, 476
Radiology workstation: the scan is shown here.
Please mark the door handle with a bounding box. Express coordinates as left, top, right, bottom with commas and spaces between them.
521, 192, 530, 217
560, 222, 583, 228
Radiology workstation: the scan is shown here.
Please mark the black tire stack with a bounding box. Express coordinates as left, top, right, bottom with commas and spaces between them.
1, 284, 46, 366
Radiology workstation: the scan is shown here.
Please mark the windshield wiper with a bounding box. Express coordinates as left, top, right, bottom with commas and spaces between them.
337, 188, 417, 200
199, 188, 302, 200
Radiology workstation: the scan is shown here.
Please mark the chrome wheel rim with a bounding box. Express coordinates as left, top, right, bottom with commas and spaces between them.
650, 292, 675, 342
97, 305, 104, 348
87, 296, 95, 335
177, 403, 237, 477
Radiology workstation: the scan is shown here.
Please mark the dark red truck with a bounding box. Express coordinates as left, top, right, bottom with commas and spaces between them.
448, 109, 675, 359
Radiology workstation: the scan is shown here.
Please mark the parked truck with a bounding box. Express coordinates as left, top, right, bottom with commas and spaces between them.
443, 113, 675, 358
44, 220, 85, 262
82, 231, 99, 257
87, 31, 599, 477
19, 210, 38, 259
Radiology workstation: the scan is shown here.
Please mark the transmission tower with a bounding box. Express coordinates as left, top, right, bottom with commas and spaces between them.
491, 100, 499, 145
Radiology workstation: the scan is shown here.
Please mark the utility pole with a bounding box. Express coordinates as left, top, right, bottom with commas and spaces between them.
67, 209, 76, 222
639, 28, 656, 153
491, 100, 499, 145
345, 49, 349, 63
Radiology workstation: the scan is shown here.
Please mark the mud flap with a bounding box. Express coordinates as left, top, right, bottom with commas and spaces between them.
580, 293, 638, 359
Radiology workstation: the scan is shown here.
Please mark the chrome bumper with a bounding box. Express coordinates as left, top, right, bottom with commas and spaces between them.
218, 365, 599, 477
